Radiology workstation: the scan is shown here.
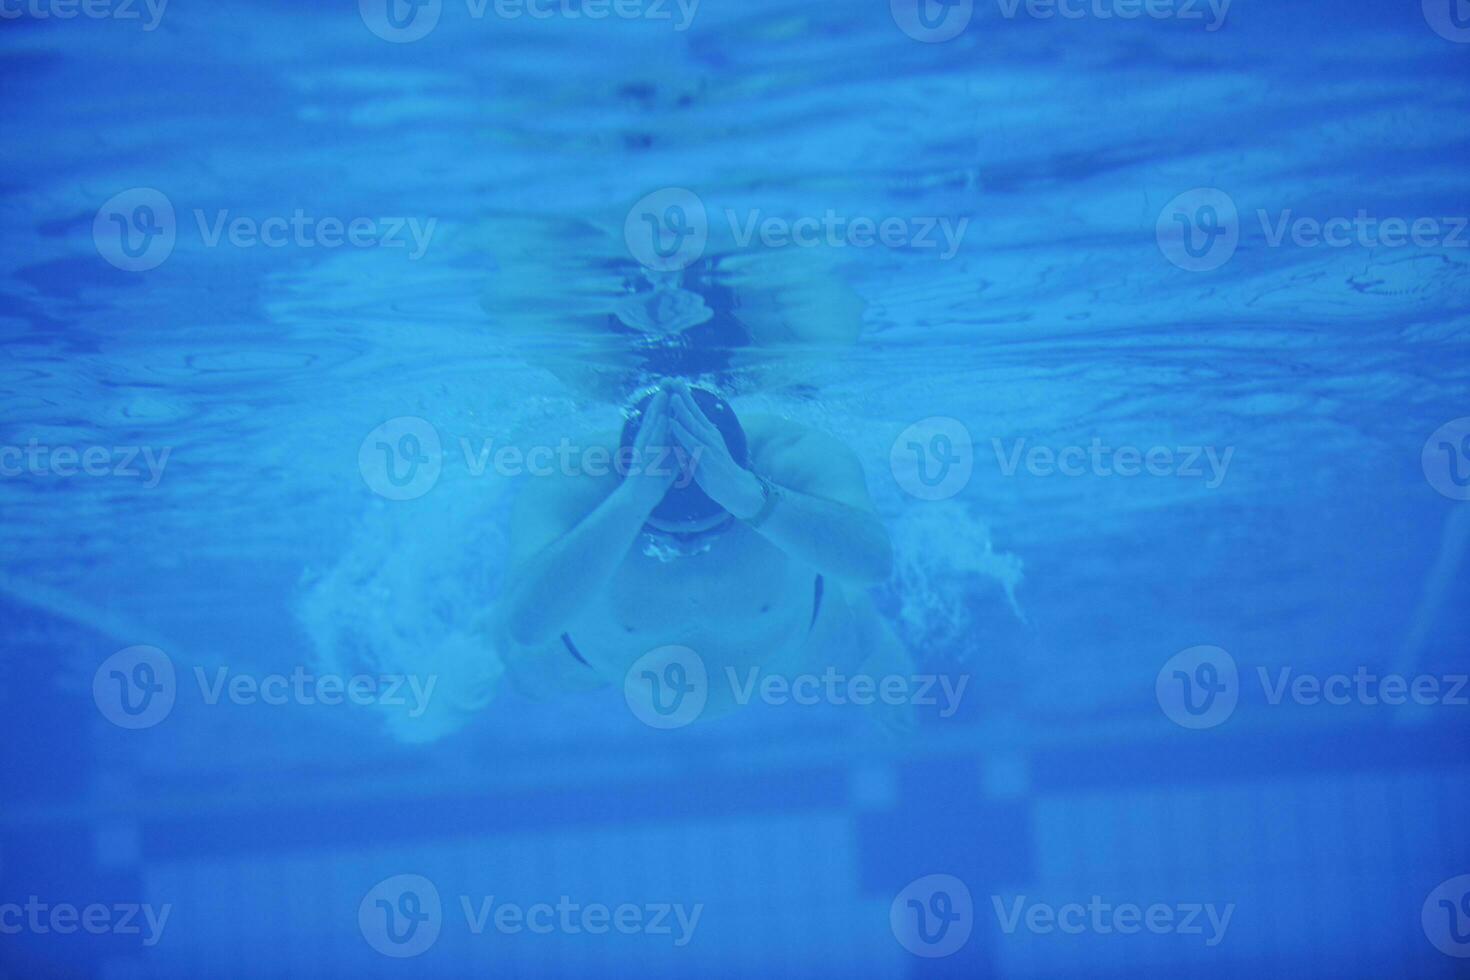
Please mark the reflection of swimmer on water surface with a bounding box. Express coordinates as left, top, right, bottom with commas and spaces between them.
474, 213, 867, 398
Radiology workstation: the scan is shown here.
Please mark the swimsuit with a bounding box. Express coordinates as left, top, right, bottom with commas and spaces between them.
561, 575, 825, 668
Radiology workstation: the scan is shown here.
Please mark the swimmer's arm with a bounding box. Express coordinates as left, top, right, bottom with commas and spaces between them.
742, 418, 893, 586
498, 473, 655, 649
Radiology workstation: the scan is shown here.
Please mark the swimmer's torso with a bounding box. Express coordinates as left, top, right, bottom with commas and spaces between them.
499, 414, 863, 707
560, 523, 817, 697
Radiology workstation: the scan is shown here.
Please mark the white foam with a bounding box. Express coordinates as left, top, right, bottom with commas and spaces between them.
882, 499, 1025, 663
296, 482, 509, 744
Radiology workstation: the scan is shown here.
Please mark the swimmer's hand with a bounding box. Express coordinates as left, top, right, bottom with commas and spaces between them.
625, 389, 678, 514
668, 384, 765, 520
669, 381, 892, 584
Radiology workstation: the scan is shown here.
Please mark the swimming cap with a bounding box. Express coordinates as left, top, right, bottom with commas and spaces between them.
619, 386, 748, 531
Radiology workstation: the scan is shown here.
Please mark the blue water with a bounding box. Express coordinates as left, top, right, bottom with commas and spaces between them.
4, 0, 1470, 977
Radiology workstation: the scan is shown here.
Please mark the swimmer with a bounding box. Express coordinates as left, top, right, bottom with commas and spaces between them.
491, 380, 916, 730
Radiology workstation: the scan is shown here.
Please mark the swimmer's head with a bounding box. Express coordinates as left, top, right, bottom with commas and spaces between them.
620, 384, 748, 540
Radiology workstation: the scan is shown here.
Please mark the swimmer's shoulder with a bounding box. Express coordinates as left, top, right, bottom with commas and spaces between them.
742, 413, 874, 511
743, 413, 846, 462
